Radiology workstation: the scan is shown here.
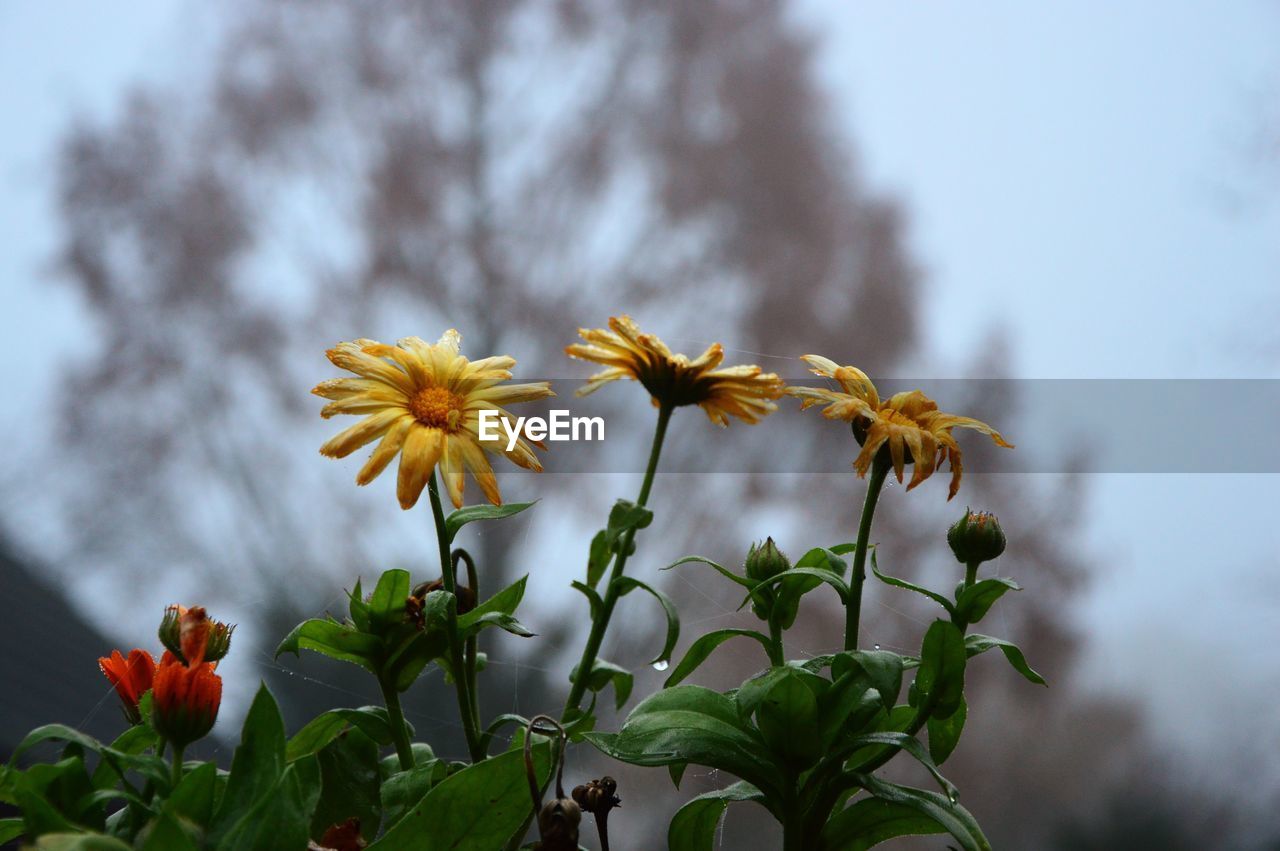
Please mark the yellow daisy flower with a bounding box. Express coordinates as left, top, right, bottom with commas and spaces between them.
314, 331, 554, 510
787, 355, 1012, 499
565, 315, 784, 425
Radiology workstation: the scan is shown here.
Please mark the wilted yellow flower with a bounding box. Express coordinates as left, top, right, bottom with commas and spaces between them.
787, 355, 1012, 499
314, 331, 553, 509
565, 315, 784, 425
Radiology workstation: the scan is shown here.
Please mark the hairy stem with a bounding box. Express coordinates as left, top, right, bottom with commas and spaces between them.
846, 456, 891, 651
380, 676, 416, 771
427, 473, 484, 762
170, 744, 185, 789
562, 402, 673, 719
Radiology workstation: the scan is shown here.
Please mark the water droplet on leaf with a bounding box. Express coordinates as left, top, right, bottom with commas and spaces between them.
652, 659, 669, 672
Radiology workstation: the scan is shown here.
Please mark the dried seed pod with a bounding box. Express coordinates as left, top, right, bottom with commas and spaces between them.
525, 715, 580, 851
406, 578, 476, 628
573, 776, 621, 851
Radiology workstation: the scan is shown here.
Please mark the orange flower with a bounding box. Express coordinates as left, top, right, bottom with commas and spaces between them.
788, 355, 1012, 499
98, 649, 156, 725
152, 652, 222, 748
566, 316, 784, 425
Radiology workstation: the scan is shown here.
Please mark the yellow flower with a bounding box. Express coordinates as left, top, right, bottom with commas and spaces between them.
314, 331, 554, 509
565, 315, 784, 425
787, 355, 1012, 499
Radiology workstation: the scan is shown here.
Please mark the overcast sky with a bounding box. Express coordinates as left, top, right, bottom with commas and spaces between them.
3, 1, 1278, 790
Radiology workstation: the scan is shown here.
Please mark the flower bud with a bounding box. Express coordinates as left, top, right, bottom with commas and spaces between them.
151, 652, 222, 749
745, 537, 790, 582
159, 605, 234, 666
947, 508, 1007, 565
98, 649, 156, 725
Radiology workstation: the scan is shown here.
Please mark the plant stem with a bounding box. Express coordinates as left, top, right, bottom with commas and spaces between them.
562, 402, 673, 719
965, 561, 979, 589
846, 456, 890, 651
457, 550, 482, 736
767, 613, 785, 667
427, 473, 485, 763
170, 744, 185, 789
380, 676, 416, 771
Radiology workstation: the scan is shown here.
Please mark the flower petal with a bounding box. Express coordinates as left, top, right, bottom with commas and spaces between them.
357, 416, 414, 486
396, 426, 444, 509
320, 409, 409, 459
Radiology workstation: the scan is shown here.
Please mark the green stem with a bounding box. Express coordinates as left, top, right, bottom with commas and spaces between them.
380, 676, 416, 771
170, 744, 185, 789
767, 613, 785, 667
846, 456, 890, 651
458, 550, 482, 734
427, 474, 485, 763
964, 562, 979, 589
562, 402, 673, 719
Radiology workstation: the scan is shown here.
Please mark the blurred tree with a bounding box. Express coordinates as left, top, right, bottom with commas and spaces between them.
38, 0, 1228, 846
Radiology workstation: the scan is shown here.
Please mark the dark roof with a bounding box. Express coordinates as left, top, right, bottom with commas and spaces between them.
0, 535, 126, 759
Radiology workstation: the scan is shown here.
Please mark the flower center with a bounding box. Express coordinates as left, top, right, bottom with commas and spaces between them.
409, 386, 465, 431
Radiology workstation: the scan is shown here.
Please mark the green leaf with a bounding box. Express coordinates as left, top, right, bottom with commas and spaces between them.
457, 574, 527, 632
734, 666, 799, 720
379, 744, 435, 777
311, 728, 382, 842
915, 620, 967, 719
844, 732, 957, 801
818, 797, 946, 850
214, 757, 320, 851
571, 580, 604, 620
749, 566, 850, 603
607, 499, 653, 537
458, 611, 535, 639
12, 765, 79, 836
32, 834, 134, 850
664, 629, 774, 687
368, 742, 551, 850
661, 555, 755, 590
585, 499, 655, 586
140, 810, 200, 851
348, 578, 371, 632
10, 725, 104, 766
769, 548, 849, 629
816, 665, 878, 747
444, 500, 537, 544
90, 726, 158, 790
846, 650, 904, 714
843, 774, 991, 851
0, 818, 23, 845
275, 618, 382, 673
668, 782, 765, 851
387, 631, 450, 693
570, 659, 633, 710
287, 707, 403, 762
586, 530, 611, 587
615, 576, 681, 665
965, 634, 1046, 686
583, 686, 783, 798
166, 761, 218, 828
755, 669, 823, 769
368, 569, 412, 631
870, 550, 957, 616
927, 696, 967, 765
954, 577, 1020, 625
212, 685, 287, 842
380, 759, 447, 828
